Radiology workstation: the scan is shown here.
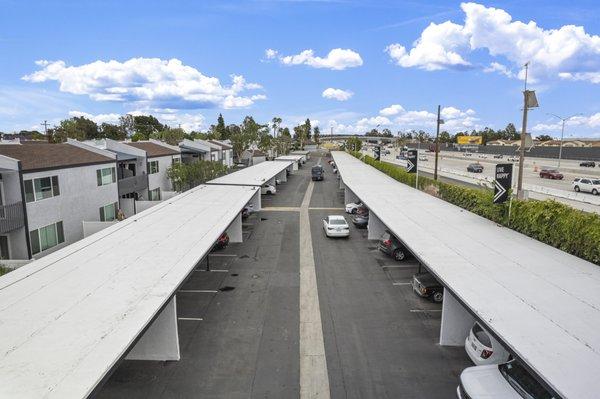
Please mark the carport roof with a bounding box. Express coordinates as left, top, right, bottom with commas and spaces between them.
275, 155, 304, 162
207, 160, 292, 186
332, 151, 600, 399
0, 184, 257, 399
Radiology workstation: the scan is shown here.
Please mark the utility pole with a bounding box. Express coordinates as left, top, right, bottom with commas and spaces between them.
547, 113, 581, 168
516, 62, 538, 199
434, 105, 442, 180
41, 120, 50, 142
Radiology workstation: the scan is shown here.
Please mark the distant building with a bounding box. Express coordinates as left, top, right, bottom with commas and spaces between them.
240, 149, 266, 166
486, 139, 519, 146
0, 141, 119, 260
208, 140, 234, 167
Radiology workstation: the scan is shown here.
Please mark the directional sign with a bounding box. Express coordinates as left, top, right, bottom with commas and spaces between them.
494, 163, 513, 204
374, 145, 381, 161
406, 149, 418, 173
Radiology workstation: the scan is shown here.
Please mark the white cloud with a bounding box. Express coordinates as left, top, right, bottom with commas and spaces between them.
22, 58, 266, 109
271, 48, 363, 70
379, 104, 405, 116
385, 2, 600, 83
532, 112, 600, 133
322, 88, 353, 101
68, 111, 121, 124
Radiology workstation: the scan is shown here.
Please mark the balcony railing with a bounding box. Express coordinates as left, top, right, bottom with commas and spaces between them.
0, 202, 25, 234
118, 173, 148, 196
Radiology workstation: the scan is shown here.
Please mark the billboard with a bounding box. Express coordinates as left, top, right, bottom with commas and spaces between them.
457, 136, 483, 145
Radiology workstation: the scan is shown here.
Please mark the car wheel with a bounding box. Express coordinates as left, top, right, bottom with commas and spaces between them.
393, 249, 405, 261
593, 189, 599, 195
539, 174, 543, 178
432, 291, 444, 303
575, 186, 580, 192
351, 208, 357, 214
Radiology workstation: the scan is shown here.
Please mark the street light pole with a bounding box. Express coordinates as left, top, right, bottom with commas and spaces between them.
516, 62, 538, 199
547, 113, 581, 169
434, 105, 442, 181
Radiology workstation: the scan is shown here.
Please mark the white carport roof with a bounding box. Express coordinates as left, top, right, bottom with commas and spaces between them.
0, 184, 257, 398
207, 161, 292, 186
275, 155, 303, 162
332, 151, 600, 399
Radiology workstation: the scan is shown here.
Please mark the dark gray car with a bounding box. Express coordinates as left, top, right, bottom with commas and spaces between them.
378, 230, 407, 261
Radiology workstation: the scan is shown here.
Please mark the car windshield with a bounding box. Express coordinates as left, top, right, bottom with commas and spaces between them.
547, 170, 558, 173
329, 219, 346, 225
499, 362, 554, 399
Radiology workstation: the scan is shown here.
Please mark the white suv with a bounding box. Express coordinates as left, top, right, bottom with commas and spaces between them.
465, 322, 510, 366
572, 177, 600, 195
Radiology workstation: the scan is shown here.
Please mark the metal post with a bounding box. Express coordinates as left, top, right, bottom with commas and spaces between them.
416, 141, 420, 189
517, 63, 530, 199
558, 119, 565, 168
434, 105, 441, 181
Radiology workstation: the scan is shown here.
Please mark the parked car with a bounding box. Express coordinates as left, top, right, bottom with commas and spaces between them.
213, 233, 229, 250
275, 178, 282, 185
351, 213, 369, 229
457, 360, 555, 399
493, 154, 503, 159
580, 161, 596, 167
572, 177, 600, 195
378, 230, 407, 261
322, 215, 350, 238
261, 183, 276, 195
538, 169, 564, 179
242, 203, 254, 219
412, 272, 443, 303
345, 201, 364, 214
419, 155, 428, 161
465, 322, 510, 366
467, 163, 484, 173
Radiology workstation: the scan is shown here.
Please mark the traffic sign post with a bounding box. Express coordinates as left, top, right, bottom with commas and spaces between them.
406, 149, 418, 174
374, 145, 381, 161
494, 163, 513, 204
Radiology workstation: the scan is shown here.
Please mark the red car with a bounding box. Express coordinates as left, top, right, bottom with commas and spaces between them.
539, 169, 564, 179
213, 233, 230, 250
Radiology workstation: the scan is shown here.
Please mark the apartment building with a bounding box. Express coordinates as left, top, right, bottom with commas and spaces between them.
208, 140, 234, 167
0, 142, 119, 260
123, 141, 180, 201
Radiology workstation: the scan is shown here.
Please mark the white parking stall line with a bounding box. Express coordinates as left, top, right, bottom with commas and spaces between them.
177, 317, 204, 321
392, 282, 412, 286
409, 309, 442, 313
194, 269, 229, 273
209, 254, 238, 257
178, 290, 218, 293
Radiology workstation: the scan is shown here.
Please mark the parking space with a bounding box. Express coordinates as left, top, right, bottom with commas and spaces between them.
98, 151, 471, 399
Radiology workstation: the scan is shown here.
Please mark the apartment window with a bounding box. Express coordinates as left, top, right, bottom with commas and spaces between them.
172, 157, 181, 165
30, 221, 64, 255
148, 187, 161, 201
97, 167, 116, 186
99, 202, 118, 222
147, 161, 159, 174
24, 176, 60, 203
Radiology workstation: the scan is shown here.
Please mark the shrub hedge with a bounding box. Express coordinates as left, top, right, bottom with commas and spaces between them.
349, 151, 600, 265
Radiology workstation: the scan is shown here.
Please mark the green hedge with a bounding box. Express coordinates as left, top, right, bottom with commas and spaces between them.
348, 151, 600, 265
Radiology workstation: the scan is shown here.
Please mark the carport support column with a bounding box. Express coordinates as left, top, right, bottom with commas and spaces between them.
250, 187, 261, 211
227, 213, 243, 243
367, 212, 386, 240
344, 187, 359, 205
278, 169, 287, 183
126, 296, 180, 361
439, 289, 475, 346
339, 177, 344, 190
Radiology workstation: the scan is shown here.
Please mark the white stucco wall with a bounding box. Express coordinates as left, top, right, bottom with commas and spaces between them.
147, 155, 175, 194
24, 163, 119, 257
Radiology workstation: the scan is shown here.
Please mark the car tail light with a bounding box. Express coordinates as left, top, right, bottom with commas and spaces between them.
383, 239, 391, 246
481, 349, 493, 359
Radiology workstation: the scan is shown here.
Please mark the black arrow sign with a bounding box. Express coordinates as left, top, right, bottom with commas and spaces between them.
374, 145, 381, 161
494, 163, 512, 204
406, 149, 418, 173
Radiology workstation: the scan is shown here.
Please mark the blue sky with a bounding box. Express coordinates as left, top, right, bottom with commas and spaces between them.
1, 0, 599, 137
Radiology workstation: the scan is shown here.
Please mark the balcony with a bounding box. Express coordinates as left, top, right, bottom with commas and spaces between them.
118, 173, 148, 196
0, 202, 25, 234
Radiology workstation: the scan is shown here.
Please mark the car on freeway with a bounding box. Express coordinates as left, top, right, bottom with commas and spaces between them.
419, 155, 428, 161
412, 272, 444, 303
493, 154, 503, 159
463, 152, 473, 157
322, 215, 350, 238
572, 177, 600, 195
378, 230, 407, 261
261, 183, 276, 195
467, 163, 484, 173
345, 201, 364, 214
507, 156, 518, 162
539, 169, 564, 180
580, 161, 596, 167
351, 213, 369, 229
457, 360, 555, 399
213, 233, 229, 250
465, 322, 510, 366
478, 154, 487, 159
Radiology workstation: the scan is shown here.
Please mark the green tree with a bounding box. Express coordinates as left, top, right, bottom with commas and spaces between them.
100, 123, 127, 140
215, 113, 227, 140
167, 160, 229, 192
303, 118, 312, 141
152, 128, 186, 145
271, 116, 282, 137
438, 131, 452, 143
119, 114, 135, 137
313, 126, 321, 144
51, 116, 100, 142
536, 134, 553, 141
133, 115, 166, 140
346, 137, 362, 151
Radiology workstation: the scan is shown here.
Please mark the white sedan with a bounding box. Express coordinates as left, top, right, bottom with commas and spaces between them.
345, 201, 363, 214
323, 215, 350, 238
261, 184, 276, 195
465, 322, 510, 366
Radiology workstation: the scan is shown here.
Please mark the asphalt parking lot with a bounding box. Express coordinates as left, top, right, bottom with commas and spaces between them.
97, 152, 471, 399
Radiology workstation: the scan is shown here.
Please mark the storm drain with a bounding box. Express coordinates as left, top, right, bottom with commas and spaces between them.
231, 273, 239, 277
219, 286, 236, 292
